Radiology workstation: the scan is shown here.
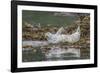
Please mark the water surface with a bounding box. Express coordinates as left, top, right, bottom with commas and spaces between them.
22, 41, 90, 62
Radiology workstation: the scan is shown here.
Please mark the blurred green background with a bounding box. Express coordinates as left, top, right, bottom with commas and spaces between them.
22, 10, 78, 27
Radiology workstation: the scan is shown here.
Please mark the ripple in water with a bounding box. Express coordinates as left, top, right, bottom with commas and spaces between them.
45, 47, 80, 61
22, 41, 82, 62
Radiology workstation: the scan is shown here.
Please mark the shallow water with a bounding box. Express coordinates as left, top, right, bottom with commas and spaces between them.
45, 47, 80, 61
22, 41, 90, 62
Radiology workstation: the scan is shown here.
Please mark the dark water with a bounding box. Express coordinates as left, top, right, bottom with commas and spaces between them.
22, 47, 46, 62
22, 41, 90, 62
22, 10, 78, 27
